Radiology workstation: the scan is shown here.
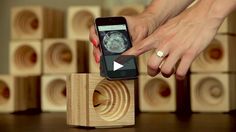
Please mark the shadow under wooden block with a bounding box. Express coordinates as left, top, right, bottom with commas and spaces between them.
0, 75, 40, 113
138, 50, 154, 73
112, 4, 144, 16
218, 10, 236, 34
41, 75, 67, 112
88, 42, 100, 73
191, 73, 236, 112
67, 73, 134, 128
10, 40, 42, 76
176, 73, 191, 114
139, 74, 176, 112
11, 6, 64, 39
43, 39, 88, 74
191, 35, 236, 72
67, 6, 101, 40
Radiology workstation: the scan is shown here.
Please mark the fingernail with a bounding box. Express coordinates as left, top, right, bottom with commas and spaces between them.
92, 39, 97, 47
176, 75, 185, 80
95, 55, 100, 63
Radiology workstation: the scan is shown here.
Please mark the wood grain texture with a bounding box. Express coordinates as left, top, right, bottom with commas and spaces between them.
11, 6, 64, 39
10, 40, 42, 76
41, 75, 67, 112
67, 73, 135, 128
111, 4, 144, 16
191, 35, 236, 72
190, 73, 236, 112
139, 74, 176, 112
218, 10, 236, 34
43, 39, 88, 74
0, 75, 40, 113
67, 6, 101, 40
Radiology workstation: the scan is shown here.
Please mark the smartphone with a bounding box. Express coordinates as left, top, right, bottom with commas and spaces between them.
95, 17, 138, 80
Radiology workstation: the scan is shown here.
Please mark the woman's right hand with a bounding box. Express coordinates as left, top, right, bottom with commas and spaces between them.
89, 12, 159, 63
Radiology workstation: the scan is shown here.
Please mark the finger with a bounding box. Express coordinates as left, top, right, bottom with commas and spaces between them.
148, 67, 160, 77
161, 68, 174, 78
176, 53, 195, 80
147, 48, 169, 76
122, 35, 159, 56
89, 25, 99, 47
161, 50, 181, 77
93, 46, 101, 63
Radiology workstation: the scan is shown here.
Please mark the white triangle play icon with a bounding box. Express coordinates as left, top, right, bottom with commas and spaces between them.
113, 61, 124, 71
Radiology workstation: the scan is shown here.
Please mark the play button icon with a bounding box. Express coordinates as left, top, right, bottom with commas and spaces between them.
113, 61, 124, 71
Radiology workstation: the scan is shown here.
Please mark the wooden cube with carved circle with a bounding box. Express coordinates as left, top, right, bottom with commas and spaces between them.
191, 35, 236, 72
139, 74, 176, 112
67, 73, 134, 128
0, 75, 40, 113
43, 39, 88, 74
41, 75, 67, 112
67, 6, 101, 40
11, 6, 64, 39
191, 73, 236, 112
10, 40, 42, 76
112, 4, 144, 16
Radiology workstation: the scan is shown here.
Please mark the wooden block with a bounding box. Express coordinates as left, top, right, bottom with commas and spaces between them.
43, 39, 88, 74
25, 76, 41, 110
67, 73, 134, 128
41, 75, 67, 112
138, 50, 154, 73
11, 6, 64, 39
191, 35, 236, 72
139, 74, 176, 112
10, 40, 42, 76
67, 6, 101, 40
0, 75, 40, 113
190, 73, 236, 112
112, 4, 144, 16
218, 10, 236, 34
88, 42, 100, 73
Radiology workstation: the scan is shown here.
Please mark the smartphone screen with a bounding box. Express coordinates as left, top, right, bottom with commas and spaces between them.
95, 17, 138, 80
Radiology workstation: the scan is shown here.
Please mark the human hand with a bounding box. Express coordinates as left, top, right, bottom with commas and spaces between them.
89, 13, 158, 63
123, 1, 224, 80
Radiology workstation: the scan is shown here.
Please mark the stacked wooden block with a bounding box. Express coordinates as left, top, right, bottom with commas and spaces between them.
0, 75, 40, 113
4, 6, 66, 113
190, 11, 236, 112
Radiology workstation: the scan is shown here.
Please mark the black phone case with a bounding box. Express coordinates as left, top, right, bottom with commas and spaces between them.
100, 56, 107, 77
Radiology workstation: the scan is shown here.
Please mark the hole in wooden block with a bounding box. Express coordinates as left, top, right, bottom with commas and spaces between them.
117, 7, 139, 16
46, 79, 66, 106
0, 80, 10, 105
203, 39, 224, 63
195, 77, 224, 105
46, 43, 73, 68
14, 10, 39, 35
93, 79, 130, 121
143, 78, 171, 106
14, 45, 37, 68
72, 10, 94, 37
